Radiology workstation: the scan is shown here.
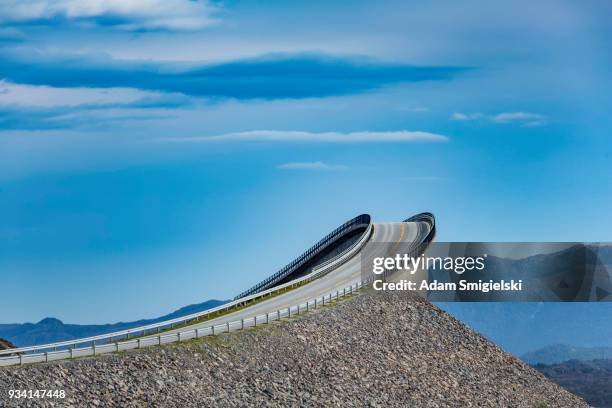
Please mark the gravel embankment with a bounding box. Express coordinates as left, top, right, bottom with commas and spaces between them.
0, 290, 589, 407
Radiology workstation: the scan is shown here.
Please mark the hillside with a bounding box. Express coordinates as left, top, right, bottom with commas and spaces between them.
0, 290, 588, 407
0, 299, 226, 347
523, 345, 612, 365
535, 359, 612, 407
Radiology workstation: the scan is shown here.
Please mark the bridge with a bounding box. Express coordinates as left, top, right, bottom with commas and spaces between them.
0, 213, 435, 366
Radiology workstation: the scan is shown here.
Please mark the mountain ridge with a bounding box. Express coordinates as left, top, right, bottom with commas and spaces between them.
0, 299, 227, 347
523, 344, 612, 365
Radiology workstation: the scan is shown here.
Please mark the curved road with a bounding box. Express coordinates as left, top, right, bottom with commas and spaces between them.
140, 220, 431, 338
0, 217, 433, 366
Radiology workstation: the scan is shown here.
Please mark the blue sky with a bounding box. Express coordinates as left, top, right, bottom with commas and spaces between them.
1, 0, 611, 324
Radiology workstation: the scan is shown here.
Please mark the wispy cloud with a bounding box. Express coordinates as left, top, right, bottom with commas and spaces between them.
0, 50, 469, 100
492, 112, 546, 123
153, 130, 449, 143
0, 80, 180, 108
450, 112, 482, 121
0, 104, 174, 131
0, 0, 218, 31
277, 161, 348, 171
0, 80, 193, 131
451, 111, 548, 126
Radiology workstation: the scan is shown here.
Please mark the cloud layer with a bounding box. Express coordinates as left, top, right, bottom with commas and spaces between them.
0, 50, 467, 100
155, 130, 449, 143
451, 111, 547, 127
492, 112, 547, 127
0, 0, 217, 31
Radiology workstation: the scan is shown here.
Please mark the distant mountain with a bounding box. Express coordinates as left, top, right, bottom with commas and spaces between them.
0, 299, 227, 347
0, 338, 16, 350
534, 359, 612, 408
436, 243, 612, 356
438, 302, 612, 355
430, 243, 612, 302
523, 344, 612, 365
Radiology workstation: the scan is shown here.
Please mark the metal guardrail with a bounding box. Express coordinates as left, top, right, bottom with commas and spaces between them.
404, 212, 435, 244
0, 220, 373, 362
0, 213, 434, 367
235, 214, 371, 299
0, 279, 372, 367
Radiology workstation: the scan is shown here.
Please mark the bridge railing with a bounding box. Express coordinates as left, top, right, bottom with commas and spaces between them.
235, 214, 372, 299
0, 278, 375, 367
0, 213, 434, 367
0, 219, 373, 360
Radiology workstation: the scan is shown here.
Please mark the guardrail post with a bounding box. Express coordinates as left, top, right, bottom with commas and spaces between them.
19, 354, 23, 366
93, 345, 97, 356
116, 343, 119, 352
137, 339, 142, 348
266, 313, 269, 324
212, 326, 215, 335
226, 322, 230, 333
45, 352, 48, 363
288, 306, 291, 318
157, 336, 161, 345
306, 301, 309, 312
254, 316, 257, 327
241, 319, 244, 330
277, 310, 280, 320
70, 348, 74, 359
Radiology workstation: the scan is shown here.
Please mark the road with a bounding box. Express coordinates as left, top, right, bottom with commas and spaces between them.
0, 216, 434, 366
142, 220, 432, 338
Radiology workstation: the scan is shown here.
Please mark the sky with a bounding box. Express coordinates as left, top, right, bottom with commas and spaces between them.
1, 0, 611, 324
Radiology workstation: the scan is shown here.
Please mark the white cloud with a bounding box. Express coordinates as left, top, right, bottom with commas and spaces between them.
277, 161, 348, 171
0, 80, 162, 107
450, 111, 548, 127
154, 130, 449, 143
492, 112, 545, 123
0, 0, 217, 31
450, 112, 482, 121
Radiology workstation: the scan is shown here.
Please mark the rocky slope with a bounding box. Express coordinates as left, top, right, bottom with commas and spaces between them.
0, 290, 588, 407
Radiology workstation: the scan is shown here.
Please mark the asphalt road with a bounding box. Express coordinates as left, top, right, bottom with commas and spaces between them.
0, 219, 433, 366
144, 220, 432, 337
